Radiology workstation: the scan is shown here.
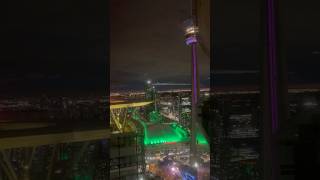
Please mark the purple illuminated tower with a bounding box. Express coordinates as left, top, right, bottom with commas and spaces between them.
262, 0, 284, 179
183, 6, 200, 165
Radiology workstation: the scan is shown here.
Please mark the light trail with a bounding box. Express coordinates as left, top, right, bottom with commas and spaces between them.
110, 101, 153, 109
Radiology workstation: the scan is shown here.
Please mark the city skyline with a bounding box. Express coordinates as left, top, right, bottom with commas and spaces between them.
1, 0, 320, 179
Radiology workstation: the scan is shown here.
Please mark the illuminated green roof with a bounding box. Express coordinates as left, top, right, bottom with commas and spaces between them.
145, 123, 189, 145
196, 130, 209, 145
131, 111, 208, 146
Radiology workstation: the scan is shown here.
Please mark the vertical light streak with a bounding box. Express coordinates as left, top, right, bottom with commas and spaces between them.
267, 0, 278, 133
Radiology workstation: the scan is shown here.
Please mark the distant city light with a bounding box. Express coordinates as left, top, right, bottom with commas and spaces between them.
171, 166, 179, 173
193, 162, 199, 168
303, 101, 318, 107
147, 80, 152, 84
303, 98, 318, 107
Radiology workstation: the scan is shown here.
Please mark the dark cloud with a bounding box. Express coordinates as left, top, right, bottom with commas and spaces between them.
110, 0, 210, 91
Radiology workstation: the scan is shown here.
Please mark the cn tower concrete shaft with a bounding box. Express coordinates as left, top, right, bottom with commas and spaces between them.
190, 34, 200, 165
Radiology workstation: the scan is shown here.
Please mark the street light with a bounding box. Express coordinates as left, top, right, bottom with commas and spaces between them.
193, 162, 199, 168
170, 166, 179, 174
138, 174, 145, 180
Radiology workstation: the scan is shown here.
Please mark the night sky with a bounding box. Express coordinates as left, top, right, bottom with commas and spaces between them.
110, 0, 210, 91
1, 0, 108, 96
212, 0, 320, 86
110, 0, 320, 91
1, 0, 320, 96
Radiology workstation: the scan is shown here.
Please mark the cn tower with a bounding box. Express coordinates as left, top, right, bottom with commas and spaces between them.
183, 0, 200, 166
